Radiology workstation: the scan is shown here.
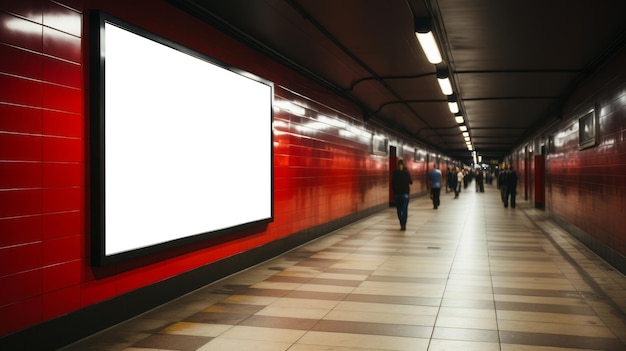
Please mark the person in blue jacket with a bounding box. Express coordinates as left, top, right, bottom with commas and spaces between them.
428, 164, 442, 209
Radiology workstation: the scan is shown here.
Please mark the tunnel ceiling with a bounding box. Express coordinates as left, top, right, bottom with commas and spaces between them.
172, 0, 626, 164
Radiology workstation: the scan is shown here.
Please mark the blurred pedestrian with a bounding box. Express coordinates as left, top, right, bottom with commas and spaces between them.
392, 159, 413, 230
504, 166, 518, 208
428, 164, 442, 209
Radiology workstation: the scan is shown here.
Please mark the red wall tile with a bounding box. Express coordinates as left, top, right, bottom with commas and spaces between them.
0, 269, 42, 306
0, 296, 42, 336
0, 241, 42, 277
42, 260, 81, 292
42, 284, 80, 320
0, 103, 42, 135
42, 236, 80, 266
0, 215, 42, 247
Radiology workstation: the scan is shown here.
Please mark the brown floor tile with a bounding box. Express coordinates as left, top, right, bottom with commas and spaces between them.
131, 334, 212, 351
306, 277, 363, 287
239, 315, 318, 330
285, 290, 349, 301
494, 287, 586, 298
185, 312, 250, 325
345, 293, 441, 306
312, 320, 432, 338
500, 331, 626, 351
495, 301, 595, 315
265, 275, 312, 284
296, 258, 341, 268
202, 303, 265, 314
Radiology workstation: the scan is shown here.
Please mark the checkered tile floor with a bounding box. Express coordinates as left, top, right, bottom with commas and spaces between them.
62, 183, 626, 351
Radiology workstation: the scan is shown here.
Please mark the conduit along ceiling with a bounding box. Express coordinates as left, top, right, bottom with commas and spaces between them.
170, 0, 626, 164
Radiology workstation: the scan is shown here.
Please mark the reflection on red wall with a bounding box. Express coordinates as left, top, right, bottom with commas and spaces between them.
506, 45, 626, 265
0, 0, 429, 336
547, 45, 626, 257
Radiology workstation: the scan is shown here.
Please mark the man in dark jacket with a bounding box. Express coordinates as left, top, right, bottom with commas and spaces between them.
392, 159, 413, 230
504, 167, 518, 208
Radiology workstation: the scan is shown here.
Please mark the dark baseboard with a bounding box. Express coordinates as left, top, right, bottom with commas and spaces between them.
0, 203, 388, 351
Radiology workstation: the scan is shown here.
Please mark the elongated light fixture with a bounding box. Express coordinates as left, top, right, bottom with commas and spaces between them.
415, 18, 442, 64
436, 67, 453, 95
447, 95, 459, 114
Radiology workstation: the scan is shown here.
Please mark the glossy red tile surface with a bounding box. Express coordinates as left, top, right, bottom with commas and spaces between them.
0, 161, 42, 189
42, 135, 83, 162
0, 296, 42, 336
0, 133, 43, 161
0, 269, 42, 306
0, 73, 43, 108
42, 26, 81, 63
42, 161, 82, 188
1, 0, 44, 23
0, 103, 42, 134
43, 1, 82, 37
42, 284, 80, 320
41, 211, 82, 241
42, 260, 81, 292
0, 214, 42, 247
42, 55, 81, 88
0, 12, 43, 51
42, 187, 82, 213
0, 188, 42, 218
42, 83, 82, 114
0, 42, 43, 81
42, 236, 81, 266
0, 241, 42, 276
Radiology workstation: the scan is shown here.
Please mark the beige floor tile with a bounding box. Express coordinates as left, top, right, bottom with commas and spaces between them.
197, 337, 291, 351
296, 331, 429, 350
435, 316, 498, 330
428, 339, 500, 351
256, 305, 332, 319
295, 284, 356, 293
220, 294, 279, 305
335, 301, 439, 315
219, 326, 306, 343
323, 309, 437, 326
251, 281, 302, 290
438, 307, 497, 319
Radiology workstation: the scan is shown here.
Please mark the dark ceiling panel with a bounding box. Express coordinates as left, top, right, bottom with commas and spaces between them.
174, 0, 626, 163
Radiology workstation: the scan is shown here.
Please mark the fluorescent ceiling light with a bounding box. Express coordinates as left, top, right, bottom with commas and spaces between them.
437, 77, 453, 95
459, 125, 467, 132
462, 131, 469, 137
448, 101, 459, 114
415, 31, 442, 64
455, 115, 464, 124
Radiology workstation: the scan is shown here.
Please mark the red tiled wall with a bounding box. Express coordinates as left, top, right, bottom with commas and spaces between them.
0, 0, 84, 335
546, 45, 626, 256
503, 46, 626, 257
0, 0, 428, 336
